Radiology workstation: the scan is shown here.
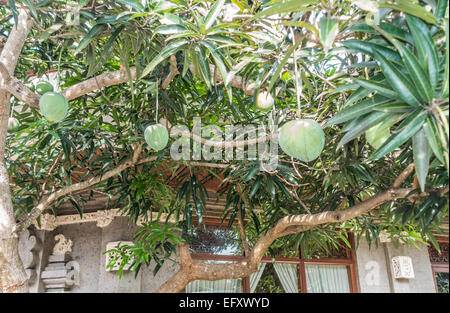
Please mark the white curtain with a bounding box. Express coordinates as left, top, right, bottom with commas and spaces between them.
250, 263, 267, 293
186, 278, 242, 293
273, 263, 299, 293
305, 264, 350, 293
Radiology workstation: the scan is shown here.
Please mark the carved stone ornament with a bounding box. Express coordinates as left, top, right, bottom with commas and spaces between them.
105, 241, 134, 272
392, 256, 415, 279
33, 209, 175, 230
18, 229, 42, 285
65, 261, 80, 287
95, 210, 116, 228
53, 234, 73, 255
42, 234, 80, 292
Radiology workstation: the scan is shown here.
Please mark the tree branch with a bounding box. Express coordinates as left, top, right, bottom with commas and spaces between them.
15, 152, 157, 234
156, 164, 422, 292
161, 55, 179, 89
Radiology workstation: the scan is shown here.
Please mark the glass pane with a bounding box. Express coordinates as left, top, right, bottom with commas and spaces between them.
306, 264, 350, 293
301, 241, 350, 259
186, 278, 242, 293
253, 263, 300, 293
188, 225, 242, 255
435, 272, 449, 293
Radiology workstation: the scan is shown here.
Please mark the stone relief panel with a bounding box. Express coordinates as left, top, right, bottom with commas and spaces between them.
18, 229, 42, 285
105, 241, 134, 272
41, 234, 80, 292
53, 234, 73, 255
392, 256, 415, 279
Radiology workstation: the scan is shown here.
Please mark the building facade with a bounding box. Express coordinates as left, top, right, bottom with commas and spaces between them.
18, 196, 449, 293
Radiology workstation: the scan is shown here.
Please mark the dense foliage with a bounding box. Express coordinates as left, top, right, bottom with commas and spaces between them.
2, 0, 448, 276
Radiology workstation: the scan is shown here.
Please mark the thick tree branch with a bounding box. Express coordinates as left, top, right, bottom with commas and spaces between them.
62, 67, 137, 101
393, 163, 415, 188
15, 152, 157, 234
161, 55, 179, 89
157, 164, 419, 293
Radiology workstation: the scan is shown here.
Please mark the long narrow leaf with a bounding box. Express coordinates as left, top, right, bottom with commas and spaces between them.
406, 15, 439, 89
394, 40, 433, 103
326, 95, 392, 126
205, 0, 225, 29
140, 39, 188, 79
373, 50, 422, 107
369, 110, 427, 160
413, 127, 430, 192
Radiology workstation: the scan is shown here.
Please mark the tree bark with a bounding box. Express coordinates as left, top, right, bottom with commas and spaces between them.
157, 166, 420, 293
0, 9, 32, 293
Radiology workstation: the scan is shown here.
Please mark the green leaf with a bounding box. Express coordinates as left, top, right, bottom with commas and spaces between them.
75, 24, 108, 55
182, 46, 191, 77
338, 111, 391, 147
22, 0, 39, 21
423, 117, 445, 164
373, 50, 422, 107
250, 176, 262, 198
243, 167, 260, 182
191, 45, 211, 89
8, 0, 18, 26
326, 95, 392, 126
87, 25, 124, 77
413, 127, 430, 192
355, 79, 398, 99
441, 20, 449, 99
319, 17, 339, 53
253, 0, 317, 18
156, 25, 188, 35
343, 86, 372, 107
200, 40, 232, 100
205, 0, 225, 29
38, 24, 63, 42
267, 39, 301, 93
140, 39, 188, 79
373, 102, 412, 113
393, 39, 434, 103
380, 1, 437, 25
369, 110, 427, 160
435, 0, 448, 20
406, 15, 439, 90
116, 0, 145, 12
342, 40, 403, 66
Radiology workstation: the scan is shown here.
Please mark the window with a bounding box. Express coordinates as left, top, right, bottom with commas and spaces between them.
305, 264, 350, 293
186, 225, 359, 293
429, 239, 449, 293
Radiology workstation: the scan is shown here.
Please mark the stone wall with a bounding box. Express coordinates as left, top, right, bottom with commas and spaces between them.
19, 217, 440, 293
354, 238, 436, 293
20, 216, 179, 293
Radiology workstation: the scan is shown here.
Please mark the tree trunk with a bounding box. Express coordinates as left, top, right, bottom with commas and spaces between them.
0, 143, 28, 292
0, 8, 32, 293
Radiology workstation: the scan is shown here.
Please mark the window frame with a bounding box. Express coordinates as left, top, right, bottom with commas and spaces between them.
428, 236, 449, 293
189, 232, 359, 293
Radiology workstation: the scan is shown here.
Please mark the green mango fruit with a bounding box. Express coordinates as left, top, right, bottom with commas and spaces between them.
145, 124, 169, 151
279, 119, 325, 162
36, 81, 54, 95
7, 117, 19, 133
39, 92, 69, 123
256, 91, 274, 112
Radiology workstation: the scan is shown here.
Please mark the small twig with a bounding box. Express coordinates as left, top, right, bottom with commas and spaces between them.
41, 152, 63, 194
